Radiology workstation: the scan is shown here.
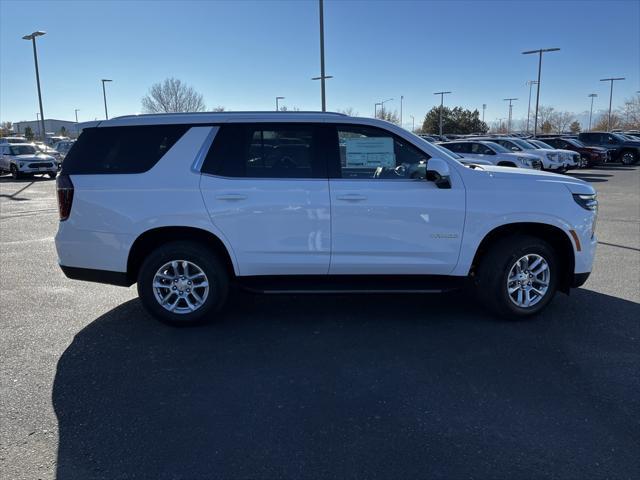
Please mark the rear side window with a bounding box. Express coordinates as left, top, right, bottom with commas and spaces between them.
61, 125, 189, 174
201, 123, 326, 178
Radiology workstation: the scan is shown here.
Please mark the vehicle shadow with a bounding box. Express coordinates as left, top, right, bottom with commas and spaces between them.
53, 290, 640, 479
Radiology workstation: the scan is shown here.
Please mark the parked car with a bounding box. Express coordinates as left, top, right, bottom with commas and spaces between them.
0, 136, 29, 144
527, 139, 580, 169
55, 112, 597, 324
540, 137, 610, 167
35, 142, 63, 168
578, 132, 640, 165
53, 140, 75, 158
440, 140, 542, 169
435, 146, 495, 167
46, 135, 70, 147
0, 143, 58, 179
475, 137, 566, 171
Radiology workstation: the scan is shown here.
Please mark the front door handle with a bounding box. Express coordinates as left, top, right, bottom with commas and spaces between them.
336, 194, 367, 201
215, 193, 248, 201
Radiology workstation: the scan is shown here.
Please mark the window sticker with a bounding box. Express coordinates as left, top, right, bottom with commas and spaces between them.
345, 137, 395, 168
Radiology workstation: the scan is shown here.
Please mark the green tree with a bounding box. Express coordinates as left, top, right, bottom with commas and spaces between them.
421, 106, 488, 134
24, 126, 34, 141
569, 120, 581, 133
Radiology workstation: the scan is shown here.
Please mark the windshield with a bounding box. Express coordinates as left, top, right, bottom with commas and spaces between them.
512, 139, 536, 150
484, 142, 510, 153
531, 140, 554, 149
410, 132, 461, 162
565, 138, 585, 147
9, 145, 37, 155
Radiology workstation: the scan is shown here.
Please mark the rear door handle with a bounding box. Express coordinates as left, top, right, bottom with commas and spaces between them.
336, 194, 367, 201
215, 193, 248, 201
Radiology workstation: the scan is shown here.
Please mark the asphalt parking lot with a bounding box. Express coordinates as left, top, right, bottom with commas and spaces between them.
1, 166, 639, 479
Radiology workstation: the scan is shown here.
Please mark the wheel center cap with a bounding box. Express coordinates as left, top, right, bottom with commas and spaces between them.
176, 279, 189, 291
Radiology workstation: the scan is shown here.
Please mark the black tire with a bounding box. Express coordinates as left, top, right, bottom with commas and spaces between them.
48, 172, 57, 179
620, 150, 637, 165
10, 164, 22, 180
475, 235, 558, 318
137, 241, 229, 326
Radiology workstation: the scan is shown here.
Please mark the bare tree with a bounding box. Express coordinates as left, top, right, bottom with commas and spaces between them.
211, 106, 225, 112
593, 113, 623, 131
141, 78, 207, 113
337, 107, 359, 116
536, 105, 557, 130
376, 108, 399, 124
552, 111, 574, 134
619, 95, 640, 129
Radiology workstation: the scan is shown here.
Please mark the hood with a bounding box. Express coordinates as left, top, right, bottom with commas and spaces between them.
14, 154, 55, 162
474, 164, 596, 195
583, 146, 608, 153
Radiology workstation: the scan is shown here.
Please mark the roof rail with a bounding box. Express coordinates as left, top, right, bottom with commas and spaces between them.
111, 111, 348, 120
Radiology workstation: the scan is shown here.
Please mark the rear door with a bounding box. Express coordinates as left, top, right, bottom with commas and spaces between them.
200, 123, 331, 276
327, 124, 465, 275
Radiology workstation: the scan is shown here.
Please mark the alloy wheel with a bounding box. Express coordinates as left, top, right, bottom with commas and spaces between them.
152, 260, 210, 314
506, 254, 550, 308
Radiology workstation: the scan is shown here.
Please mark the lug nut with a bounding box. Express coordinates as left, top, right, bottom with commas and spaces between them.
188, 281, 192, 285
172, 286, 177, 290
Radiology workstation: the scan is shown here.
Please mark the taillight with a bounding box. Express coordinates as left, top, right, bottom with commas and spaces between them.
56, 174, 74, 221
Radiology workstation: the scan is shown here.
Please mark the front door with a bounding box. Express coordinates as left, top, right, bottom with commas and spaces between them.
327, 124, 466, 275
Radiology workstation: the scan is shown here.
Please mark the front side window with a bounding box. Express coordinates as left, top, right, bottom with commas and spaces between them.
335, 125, 430, 180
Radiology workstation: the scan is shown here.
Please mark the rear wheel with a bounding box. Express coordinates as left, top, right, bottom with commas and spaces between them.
475, 235, 558, 318
137, 241, 229, 325
48, 172, 57, 179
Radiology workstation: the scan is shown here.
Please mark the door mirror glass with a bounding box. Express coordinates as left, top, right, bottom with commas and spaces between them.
426, 158, 451, 189
511, 146, 520, 152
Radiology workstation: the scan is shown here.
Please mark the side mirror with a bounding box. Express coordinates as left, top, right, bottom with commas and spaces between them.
511, 146, 520, 151
426, 158, 451, 189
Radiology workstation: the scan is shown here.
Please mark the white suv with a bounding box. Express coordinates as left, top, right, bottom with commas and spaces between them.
55, 112, 598, 324
440, 140, 542, 169
0, 143, 58, 179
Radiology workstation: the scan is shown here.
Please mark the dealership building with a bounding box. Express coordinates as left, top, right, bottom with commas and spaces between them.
13, 118, 80, 138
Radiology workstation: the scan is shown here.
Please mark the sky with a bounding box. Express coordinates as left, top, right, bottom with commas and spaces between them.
1, 0, 638, 129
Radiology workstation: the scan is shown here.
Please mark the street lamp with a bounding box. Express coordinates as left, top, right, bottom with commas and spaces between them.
74, 109, 80, 136
400, 95, 404, 126
22, 30, 47, 141
503, 98, 518, 134
525, 80, 538, 134
410, 115, 415, 133
376, 98, 393, 118
312, 0, 333, 111
275, 96, 285, 111
482, 103, 486, 123
101, 79, 112, 120
587, 94, 597, 131
600, 77, 625, 131
433, 91, 451, 136
522, 47, 560, 136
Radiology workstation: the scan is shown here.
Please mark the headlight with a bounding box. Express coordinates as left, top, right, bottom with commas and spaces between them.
573, 193, 598, 211
520, 157, 532, 166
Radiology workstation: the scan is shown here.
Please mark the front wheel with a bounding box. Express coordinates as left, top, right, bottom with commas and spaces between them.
475, 235, 558, 318
10, 165, 22, 180
48, 172, 57, 179
620, 150, 637, 165
137, 241, 229, 325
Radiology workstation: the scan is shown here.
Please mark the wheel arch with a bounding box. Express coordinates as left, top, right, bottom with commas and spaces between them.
127, 226, 237, 284
470, 222, 575, 293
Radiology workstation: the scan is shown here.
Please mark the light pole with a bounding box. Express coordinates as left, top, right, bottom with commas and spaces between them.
433, 91, 451, 136
400, 95, 403, 126
588, 93, 597, 131
275, 96, 285, 111
525, 80, 538, 134
311, 0, 332, 111
600, 77, 625, 131
376, 98, 393, 118
22, 31, 47, 141
36, 112, 41, 139
503, 98, 518, 134
74, 109, 80, 136
101, 79, 112, 120
374, 102, 381, 117
482, 103, 486, 123
410, 115, 415, 133
522, 48, 560, 136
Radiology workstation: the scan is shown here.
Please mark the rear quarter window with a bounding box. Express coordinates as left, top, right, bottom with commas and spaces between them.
61, 125, 189, 174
